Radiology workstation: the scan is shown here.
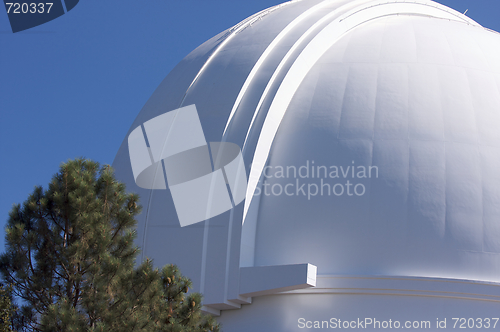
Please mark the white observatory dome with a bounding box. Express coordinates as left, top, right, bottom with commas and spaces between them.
114, 0, 500, 330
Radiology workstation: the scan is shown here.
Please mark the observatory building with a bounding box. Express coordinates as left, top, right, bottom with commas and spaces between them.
113, 0, 500, 330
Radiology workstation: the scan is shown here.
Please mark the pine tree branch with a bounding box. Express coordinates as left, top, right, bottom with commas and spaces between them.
48, 211, 65, 234
26, 237, 36, 284
73, 263, 81, 308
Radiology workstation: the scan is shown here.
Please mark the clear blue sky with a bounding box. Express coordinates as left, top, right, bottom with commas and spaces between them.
1, 0, 499, 252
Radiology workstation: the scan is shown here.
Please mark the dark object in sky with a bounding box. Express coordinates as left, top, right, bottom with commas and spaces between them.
3, 0, 79, 33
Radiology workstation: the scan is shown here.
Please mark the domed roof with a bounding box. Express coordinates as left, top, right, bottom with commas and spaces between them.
113, 0, 500, 310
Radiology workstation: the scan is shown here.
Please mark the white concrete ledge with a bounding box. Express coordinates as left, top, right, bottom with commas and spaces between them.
239, 263, 317, 297
201, 305, 221, 316
283, 275, 500, 302
202, 300, 241, 312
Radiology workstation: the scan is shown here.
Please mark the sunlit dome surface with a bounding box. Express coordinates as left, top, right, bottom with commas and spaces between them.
114, 0, 500, 330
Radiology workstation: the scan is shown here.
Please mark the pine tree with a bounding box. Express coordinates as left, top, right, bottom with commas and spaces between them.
0, 284, 14, 332
0, 159, 162, 331
0, 158, 220, 332
159, 265, 220, 332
